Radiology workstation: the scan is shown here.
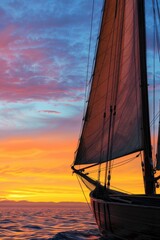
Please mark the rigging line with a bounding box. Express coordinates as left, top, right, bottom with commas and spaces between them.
150, 111, 160, 126
86, 1, 113, 119
104, 106, 113, 188
89, 158, 134, 173
83, 0, 95, 114
140, 151, 146, 184
73, 0, 102, 165
77, 162, 103, 172
156, 0, 160, 36
152, 0, 156, 162
76, 175, 92, 211
89, 154, 140, 174
80, 0, 95, 134
110, 153, 140, 167
154, 0, 160, 63
87, 154, 141, 176
156, 0, 160, 19
110, 185, 133, 194
156, 100, 160, 171
155, 22, 160, 62
89, 0, 105, 84
111, 158, 138, 169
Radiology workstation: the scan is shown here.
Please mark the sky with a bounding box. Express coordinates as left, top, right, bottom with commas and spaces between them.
0, 0, 159, 203
0, 0, 104, 202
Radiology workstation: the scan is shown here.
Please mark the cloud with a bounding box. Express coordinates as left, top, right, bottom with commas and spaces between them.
0, 0, 103, 104
38, 110, 60, 114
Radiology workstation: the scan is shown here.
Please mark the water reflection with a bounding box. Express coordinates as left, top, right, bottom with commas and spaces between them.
0, 205, 102, 239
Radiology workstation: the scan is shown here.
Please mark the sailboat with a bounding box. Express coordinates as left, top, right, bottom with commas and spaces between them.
72, 0, 160, 239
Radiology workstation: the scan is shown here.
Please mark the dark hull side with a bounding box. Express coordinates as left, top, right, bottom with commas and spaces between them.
90, 192, 160, 240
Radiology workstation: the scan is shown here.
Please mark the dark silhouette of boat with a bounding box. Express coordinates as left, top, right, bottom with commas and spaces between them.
72, 0, 160, 239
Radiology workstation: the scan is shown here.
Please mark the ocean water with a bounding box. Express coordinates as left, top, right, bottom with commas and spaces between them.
0, 204, 104, 240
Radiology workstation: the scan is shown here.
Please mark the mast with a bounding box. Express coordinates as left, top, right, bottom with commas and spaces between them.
137, 0, 155, 194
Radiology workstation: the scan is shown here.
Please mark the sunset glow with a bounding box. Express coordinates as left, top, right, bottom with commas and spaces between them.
0, 0, 159, 203
0, 0, 104, 202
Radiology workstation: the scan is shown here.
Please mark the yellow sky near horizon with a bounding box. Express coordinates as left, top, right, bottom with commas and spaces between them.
0, 133, 88, 202
1, 133, 159, 203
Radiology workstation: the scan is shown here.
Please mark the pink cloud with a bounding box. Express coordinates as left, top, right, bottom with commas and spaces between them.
0, 27, 84, 103
0, 25, 17, 48
0, 1, 95, 105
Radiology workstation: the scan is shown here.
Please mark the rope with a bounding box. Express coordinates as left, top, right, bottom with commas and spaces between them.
155, 0, 160, 61
88, 153, 141, 174
76, 175, 92, 211
150, 110, 160, 126
152, 0, 156, 163
83, 0, 95, 116
110, 185, 133, 195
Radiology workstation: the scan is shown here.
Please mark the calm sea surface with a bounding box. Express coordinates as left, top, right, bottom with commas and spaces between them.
0, 204, 105, 240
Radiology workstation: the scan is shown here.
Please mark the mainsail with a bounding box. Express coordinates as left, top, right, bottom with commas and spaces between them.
74, 0, 144, 165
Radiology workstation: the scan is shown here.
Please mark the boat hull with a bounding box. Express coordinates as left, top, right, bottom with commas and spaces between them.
91, 193, 160, 239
